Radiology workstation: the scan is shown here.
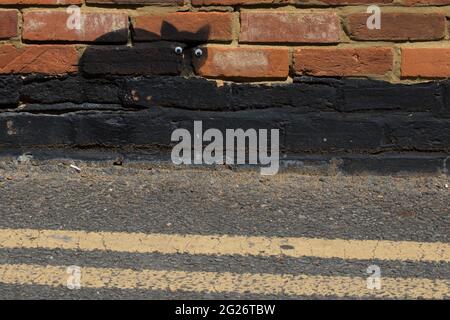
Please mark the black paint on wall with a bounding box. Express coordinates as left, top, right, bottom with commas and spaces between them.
1, 75, 450, 155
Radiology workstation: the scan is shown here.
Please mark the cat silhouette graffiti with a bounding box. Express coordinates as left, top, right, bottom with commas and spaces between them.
79, 22, 210, 77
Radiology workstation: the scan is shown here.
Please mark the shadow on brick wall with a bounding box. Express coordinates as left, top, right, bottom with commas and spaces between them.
79, 22, 210, 77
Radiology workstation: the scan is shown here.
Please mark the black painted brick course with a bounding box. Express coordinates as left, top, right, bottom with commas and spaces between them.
0, 75, 449, 162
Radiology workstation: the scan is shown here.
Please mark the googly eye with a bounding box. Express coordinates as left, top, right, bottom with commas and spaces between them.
194, 48, 203, 58
174, 46, 183, 55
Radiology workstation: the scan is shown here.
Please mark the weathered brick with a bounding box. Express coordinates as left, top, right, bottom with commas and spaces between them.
294, 47, 393, 76
80, 46, 183, 76
346, 12, 446, 41
402, 48, 450, 78
0, 76, 22, 107
240, 11, 340, 43
193, 0, 281, 4
194, 46, 289, 80
23, 11, 128, 43
193, 0, 392, 4
0, 45, 78, 74
133, 12, 233, 42
0, 0, 448, 90
86, 0, 183, 4
20, 77, 121, 105
403, 0, 450, 5
0, 0, 81, 4
123, 77, 336, 111
319, 0, 392, 3
0, 10, 18, 40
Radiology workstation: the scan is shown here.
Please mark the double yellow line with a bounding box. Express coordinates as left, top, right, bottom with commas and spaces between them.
1, 264, 448, 299
0, 228, 448, 298
1, 228, 448, 262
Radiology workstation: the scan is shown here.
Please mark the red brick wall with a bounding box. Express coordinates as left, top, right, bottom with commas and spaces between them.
0, 0, 449, 81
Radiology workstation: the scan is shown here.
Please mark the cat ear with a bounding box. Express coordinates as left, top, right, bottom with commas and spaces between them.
161, 21, 210, 43
194, 25, 210, 41
160, 21, 180, 39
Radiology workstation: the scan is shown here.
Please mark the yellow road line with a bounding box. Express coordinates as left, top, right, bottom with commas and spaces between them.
0, 228, 449, 262
0, 263, 448, 299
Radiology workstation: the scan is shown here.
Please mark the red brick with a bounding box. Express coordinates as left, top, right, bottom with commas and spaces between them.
87, 0, 183, 4
23, 11, 128, 43
319, 0, 392, 3
346, 12, 446, 41
0, 0, 81, 4
0, 45, 78, 74
193, 0, 392, 4
133, 12, 233, 42
0, 10, 18, 40
294, 47, 393, 76
240, 11, 340, 43
193, 0, 283, 4
194, 46, 289, 80
402, 48, 450, 78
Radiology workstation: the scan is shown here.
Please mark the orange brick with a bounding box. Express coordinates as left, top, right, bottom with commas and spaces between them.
193, 0, 392, 4
240, 11, 340, 44
294, 47, 393, 76
133, 12, 233, 42
402, 48, 450, 78
0, 45, 78, 74
0, 10, 18, 40
0, 0, 81, 4
346, 12, 446, 41
195, 46, 289, 80
23, 11, 128, 43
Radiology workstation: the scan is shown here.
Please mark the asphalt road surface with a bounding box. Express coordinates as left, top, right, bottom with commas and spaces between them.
0, 159, 448, 299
